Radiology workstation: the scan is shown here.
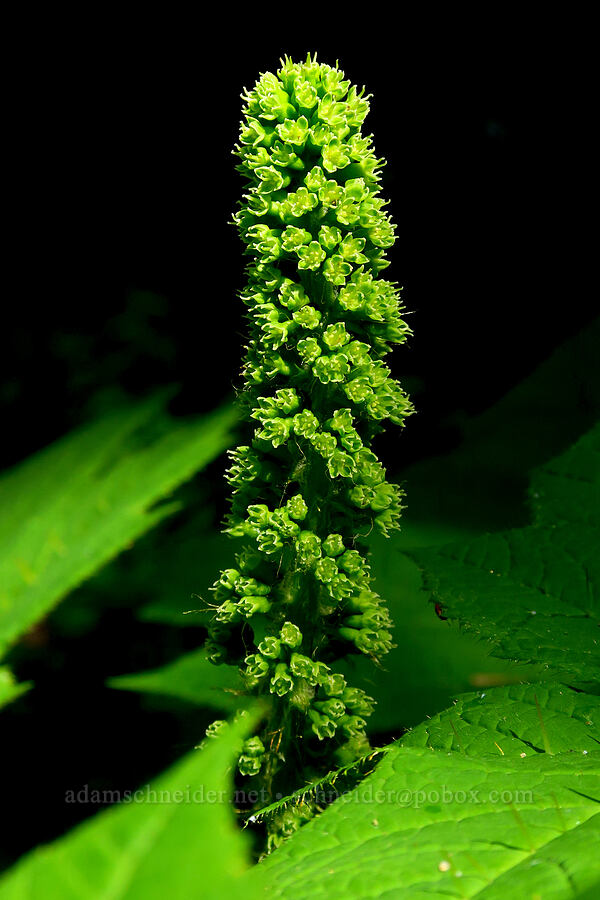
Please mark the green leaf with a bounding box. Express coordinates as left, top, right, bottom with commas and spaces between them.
471, 818, 600, 899
0, 395, 237, 656
341, 545, 541, 732
108, 649, 244, 712
530, 423, 600, 528
402, 682, 600, 757
0, 667, 30, 709
0, 709, 262, 899
413, 524, 599, 682
409, 425, 600, 682
47, 510, 234, 638
401, 318, 600, 533
253, 745, 600, 899
358, 335, 599, 731
252, 424, 600, 894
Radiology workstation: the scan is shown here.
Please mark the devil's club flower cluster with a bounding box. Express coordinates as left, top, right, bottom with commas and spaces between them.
206, 55, 412, 800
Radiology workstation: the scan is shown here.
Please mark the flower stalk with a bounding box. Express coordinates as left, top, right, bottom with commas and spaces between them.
205, 54, 413, 846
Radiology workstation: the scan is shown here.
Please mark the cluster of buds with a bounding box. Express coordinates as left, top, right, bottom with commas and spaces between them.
205, 54, 412, 800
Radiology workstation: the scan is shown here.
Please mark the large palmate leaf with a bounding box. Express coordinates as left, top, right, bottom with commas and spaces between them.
253, 744, 600, 899
108, 649, 244, 712
401, 682, 600, 757
0, 710, 261, 899
0, 395, 237, 656
409, 425, 600, 682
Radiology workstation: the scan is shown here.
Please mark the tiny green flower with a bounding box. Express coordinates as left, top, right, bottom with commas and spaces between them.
338, 549, 366, 576
297, 241, 326, 271
318, 180, 344, 207
243, 736, 266, 757
344, 177, 368, 201
304, 165, 327, 192
258, 636, 282, 659
311, 432, 338, 459
218, 568, 240, 591
323, 254, 353, 285
322, 139, 350, 173
238, 755, 262, 776
282, 226, 312, 252
320, 671, 347, 697
312, 352, 351, 383
318, 226, 342, 252
295, 80, 318, 109
280, 622, 303, 649
328, 450, 356, 479
315, 557, 338, 583
288, 186, 318, 216
257, 416, 293, 448
335, 199, 361, 226
277, 115, 309, 146
206, 719, 227, 737
270, 141, 300, 168
322, 533, 345, 557
317, 94, 347, 129
321, 67, 350, 99
342, 688, 376, 717
289, 653, 317, 684
270, 663, 294, 697
244, 654, 270, 682
338, 282, 365, 311
344, 377, 374, 403
292, 408, 320, 437
292, 304, 322, 329
286, 494, 308, 521
279, 280, 309, 310
295, 530, 322, 566
308, 709, 337, 740
339, 714, 368, 739
296, 337, 322, 365
239, 595, 271, 617
256, 165, 285, 193
322, 323, 350, 350
339, 234, 368, 263
257, 529, 284, 555
313, 698, 345, 720
308, 123, 332, 147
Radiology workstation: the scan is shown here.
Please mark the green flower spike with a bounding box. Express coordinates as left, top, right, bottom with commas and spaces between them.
207, 53, 413, 849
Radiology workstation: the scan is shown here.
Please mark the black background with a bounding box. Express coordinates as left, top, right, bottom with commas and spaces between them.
5, 22, 594, 469
2, 17, 595, 869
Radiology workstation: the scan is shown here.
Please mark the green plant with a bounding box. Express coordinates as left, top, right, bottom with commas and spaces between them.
1, 419, 597, 899
1, 52, 598, 900
250, 422, 600, 898
0, 394, 236, 664
202, 54, 413, 841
